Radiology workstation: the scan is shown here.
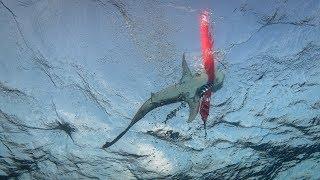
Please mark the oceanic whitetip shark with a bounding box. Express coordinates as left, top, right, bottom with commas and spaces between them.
102, 53, 224, 148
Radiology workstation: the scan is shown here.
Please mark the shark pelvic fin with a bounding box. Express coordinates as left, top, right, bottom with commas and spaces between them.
180, 53, 192, 83
186, 96, 200, 122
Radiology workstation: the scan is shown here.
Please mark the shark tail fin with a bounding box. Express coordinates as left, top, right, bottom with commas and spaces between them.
102, 121, 137, 149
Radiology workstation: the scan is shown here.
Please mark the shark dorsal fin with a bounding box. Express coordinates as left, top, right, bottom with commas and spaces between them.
186, 96, 200, 122
180, 53, 192, 83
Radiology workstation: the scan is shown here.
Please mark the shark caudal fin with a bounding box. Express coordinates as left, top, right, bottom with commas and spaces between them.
102, 120, 137, 148
180, 53, 193, 83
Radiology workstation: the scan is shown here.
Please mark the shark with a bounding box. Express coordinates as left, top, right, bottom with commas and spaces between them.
102, 53, 224, 148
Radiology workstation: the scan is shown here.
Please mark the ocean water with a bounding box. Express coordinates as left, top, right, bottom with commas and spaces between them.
0, 0, 319, 179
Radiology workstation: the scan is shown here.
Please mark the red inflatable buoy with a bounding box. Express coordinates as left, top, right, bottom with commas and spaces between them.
199, 10, 215, 134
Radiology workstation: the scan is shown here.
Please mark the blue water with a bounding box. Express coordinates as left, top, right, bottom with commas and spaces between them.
0, 0, 319, 179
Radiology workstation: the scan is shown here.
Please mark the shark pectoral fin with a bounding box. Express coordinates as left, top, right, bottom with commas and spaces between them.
187, 97, 200, 123
180, 53, 192, 83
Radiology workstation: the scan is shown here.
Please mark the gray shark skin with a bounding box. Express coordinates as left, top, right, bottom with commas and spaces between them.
102, 53, 224, 148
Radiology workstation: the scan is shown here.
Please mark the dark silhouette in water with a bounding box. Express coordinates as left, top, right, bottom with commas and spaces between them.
102, 53, 224, 148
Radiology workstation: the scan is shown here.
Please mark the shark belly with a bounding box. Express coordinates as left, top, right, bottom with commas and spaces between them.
151, 84, 183, 103
131, 84, 184, 124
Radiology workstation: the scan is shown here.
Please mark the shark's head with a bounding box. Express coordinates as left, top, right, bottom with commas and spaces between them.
212, 70, 225, 92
